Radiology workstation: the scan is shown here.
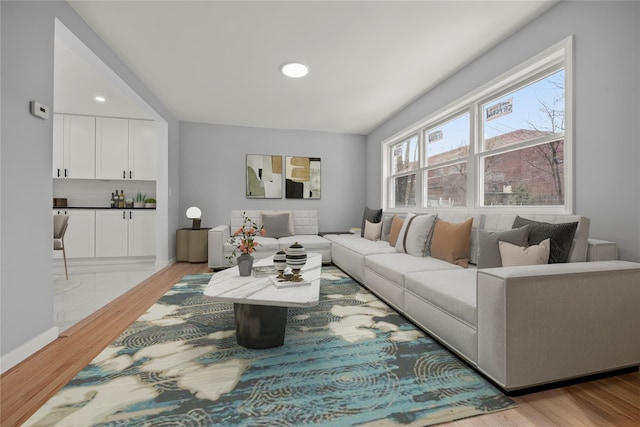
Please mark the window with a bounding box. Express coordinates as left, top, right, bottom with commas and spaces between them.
389, 135, 418, 208
481, 69, 565, 206
424, 113, 470, 207
382, 37, 572, 213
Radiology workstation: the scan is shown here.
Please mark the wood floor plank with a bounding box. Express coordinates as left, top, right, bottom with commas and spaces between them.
1, 262, 638, 426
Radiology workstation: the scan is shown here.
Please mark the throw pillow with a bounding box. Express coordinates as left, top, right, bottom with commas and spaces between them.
261, 212, 291, 238
477, 225, 530, 268
395, 213, 438, 257
361, 207, 383, 237
499, 238, 550, 267
388, 215, 404, 247
363, 220, 383, 241
431, 218, 474, 267
512, 216, 578, 264
380, 215, 394, 242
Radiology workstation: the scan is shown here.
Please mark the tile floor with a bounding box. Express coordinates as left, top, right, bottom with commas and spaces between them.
53, 262, 158, 332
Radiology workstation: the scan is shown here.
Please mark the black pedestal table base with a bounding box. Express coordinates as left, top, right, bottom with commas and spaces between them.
233, 303, 288, 349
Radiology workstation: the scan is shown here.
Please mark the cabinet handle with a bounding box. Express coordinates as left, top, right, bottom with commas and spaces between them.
129, 171, 132, 179
122, 211, 125, 219
130, 211, 132, 220
64, 168, 68, 178
123, 170, 126, 179
57, 168, 60, 177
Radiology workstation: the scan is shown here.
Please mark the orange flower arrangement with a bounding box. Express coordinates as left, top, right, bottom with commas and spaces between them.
226, 212, 265, 261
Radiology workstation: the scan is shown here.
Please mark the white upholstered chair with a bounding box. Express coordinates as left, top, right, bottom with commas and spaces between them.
53, 214, 70, 280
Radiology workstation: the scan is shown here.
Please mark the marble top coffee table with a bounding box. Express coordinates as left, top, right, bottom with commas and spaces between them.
204, 253, 322, 348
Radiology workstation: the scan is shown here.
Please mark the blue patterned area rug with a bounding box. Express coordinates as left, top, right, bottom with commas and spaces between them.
26, 267, 516, 426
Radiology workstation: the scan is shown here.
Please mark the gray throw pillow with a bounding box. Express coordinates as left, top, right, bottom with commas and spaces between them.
361, 207, 382, 237
478, 225, 530, 268
261, 212, 291, 238
512, 216, 578, 264
380, 215, 394, 242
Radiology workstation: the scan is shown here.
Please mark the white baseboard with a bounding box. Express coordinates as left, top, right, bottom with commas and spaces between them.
0, 327, 59, 374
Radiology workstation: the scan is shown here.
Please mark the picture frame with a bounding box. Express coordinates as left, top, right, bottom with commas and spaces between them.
246, 154, 283, 198
285, 156, 321, 199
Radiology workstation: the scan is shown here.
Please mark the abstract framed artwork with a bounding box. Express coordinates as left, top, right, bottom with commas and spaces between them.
285, 156, 321, 199
246, 154, 283, 198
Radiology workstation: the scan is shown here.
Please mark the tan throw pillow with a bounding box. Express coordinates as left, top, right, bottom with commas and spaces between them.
431, 218, 473, 267
363, 220, 383, 241
499, 238, 550, 266
388, 215, 404, 247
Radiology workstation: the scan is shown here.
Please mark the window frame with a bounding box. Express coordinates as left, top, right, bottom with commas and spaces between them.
381, 36, 573, 214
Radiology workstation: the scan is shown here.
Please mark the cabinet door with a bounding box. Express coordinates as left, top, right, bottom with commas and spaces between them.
64, 115, 96, 179
129, 210, 156, 257
129, 120, 156, 180
95, 210, 128, 257
96, 117, 129, 180
52, 114, 64, 178
53, 210, 95, 258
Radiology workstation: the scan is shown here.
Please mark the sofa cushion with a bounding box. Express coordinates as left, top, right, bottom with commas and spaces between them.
431, 218, 473, 267
324, 234, 397, 256
405, 269, 478, 327
512, 216, 578, 264
499, 238, 550, 266
365, 253, 461, 287
395, 213, 438, 257
261, 211, 292, 238
477, 225, 530, 268
361, 207, 383, 237
364, 220, 382, 241
278, 235, 331, 252
388, 215, 404, 247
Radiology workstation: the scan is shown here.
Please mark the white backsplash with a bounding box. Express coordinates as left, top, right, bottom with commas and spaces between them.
53, 179, 156, 207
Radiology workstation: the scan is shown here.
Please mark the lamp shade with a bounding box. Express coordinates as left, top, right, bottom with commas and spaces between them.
186, 206, 201, 219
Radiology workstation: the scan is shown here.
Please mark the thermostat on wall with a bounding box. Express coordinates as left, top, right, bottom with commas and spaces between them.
30, 101, 49, 120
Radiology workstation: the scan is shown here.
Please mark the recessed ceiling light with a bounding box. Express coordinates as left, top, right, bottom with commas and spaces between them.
95, 96, 106, 102
281, 62, 309, 78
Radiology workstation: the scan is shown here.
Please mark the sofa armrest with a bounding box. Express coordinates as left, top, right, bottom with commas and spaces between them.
208, 225, 230, 269
477, 260, 640, 391
587, 238, 617, 261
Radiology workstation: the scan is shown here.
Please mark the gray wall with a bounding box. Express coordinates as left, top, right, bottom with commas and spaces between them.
366, 1, 640, 262
179, 122, 366, 232
0, 1, 179, 361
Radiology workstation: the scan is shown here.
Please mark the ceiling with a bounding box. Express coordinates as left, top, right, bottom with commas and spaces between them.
60, 1, 557, 135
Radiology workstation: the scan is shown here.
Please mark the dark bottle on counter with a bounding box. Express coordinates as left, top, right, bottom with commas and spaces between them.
110, 192, 116, 208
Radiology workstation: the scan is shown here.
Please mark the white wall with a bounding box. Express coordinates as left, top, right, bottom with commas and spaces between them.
179, 122, 366, 232
366, 1, 640, 262
0, 1, 179, 368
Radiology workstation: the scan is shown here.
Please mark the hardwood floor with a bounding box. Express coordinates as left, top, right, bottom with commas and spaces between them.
2, 262, 638, 426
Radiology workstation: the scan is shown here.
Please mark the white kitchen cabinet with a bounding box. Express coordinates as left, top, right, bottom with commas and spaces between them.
95, 118, 156, 180
95, 117, 129, 180
128, 210, 156, 256
95, 210, 156, 257
53, 209, 95, 258
53, 114, 96, 179
128, 120, 156, 181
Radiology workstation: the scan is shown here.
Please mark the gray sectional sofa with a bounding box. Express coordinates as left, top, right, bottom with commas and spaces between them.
324, 211, 640, 391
